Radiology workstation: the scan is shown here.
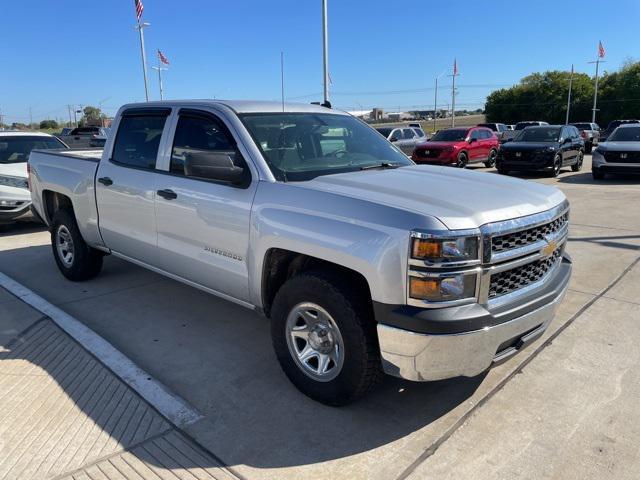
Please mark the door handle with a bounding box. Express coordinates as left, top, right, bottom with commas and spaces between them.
98, 177, 113, 186
157, 189, 177, 200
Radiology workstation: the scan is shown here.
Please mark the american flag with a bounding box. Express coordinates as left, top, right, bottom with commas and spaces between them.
134, 0, 144, 21
158, 49, 170, 65
453, 58, 458, 75
598, 41, 606, 58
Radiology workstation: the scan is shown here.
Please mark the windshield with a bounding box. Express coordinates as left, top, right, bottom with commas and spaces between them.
571, 123, 591, 130
430, 129, 468, 142
515, 122, 540, 130
375, 127, 393, 138
240, 113, 413, 181
608, 127, 640, 142
513, 127, 561, 142
0, 136, 66, 164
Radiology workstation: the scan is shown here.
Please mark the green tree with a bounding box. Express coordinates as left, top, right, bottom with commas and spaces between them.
39, 119, 59, 129
79, 106, 106, 127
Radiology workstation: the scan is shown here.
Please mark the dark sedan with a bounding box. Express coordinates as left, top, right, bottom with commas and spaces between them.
497, 125, 584, 177
592, 124, 640, 179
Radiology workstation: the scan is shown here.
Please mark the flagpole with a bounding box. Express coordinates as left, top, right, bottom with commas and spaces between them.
322, 0, 330, 107
135, 21, 150, 102
449, 60, 459, 127
281, 51, 285, 112
565, 64, 574, 125
151, 65, 166, 100
590, 57, 601, 123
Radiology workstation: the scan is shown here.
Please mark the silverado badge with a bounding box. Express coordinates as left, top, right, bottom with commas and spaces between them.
541, 239, 558, 258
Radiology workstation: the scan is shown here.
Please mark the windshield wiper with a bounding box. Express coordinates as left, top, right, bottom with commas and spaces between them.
360, 162, 403, 171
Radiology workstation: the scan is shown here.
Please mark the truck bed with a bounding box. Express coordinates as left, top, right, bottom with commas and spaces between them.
31, 148, 103, 162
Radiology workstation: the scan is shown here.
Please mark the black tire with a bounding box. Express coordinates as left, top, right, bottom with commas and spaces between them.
456, 152, 468, 168
571, 151, 584, 172
548, 154, 562, 177
592, 168, 605, 180
585, 142, 593, 154
497, 164, 509, 175
484, 149, 498, 168
270, 269, 382, 406
51, 209, 103, 281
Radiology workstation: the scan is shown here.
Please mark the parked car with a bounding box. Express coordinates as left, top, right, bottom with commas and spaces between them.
506, 125, 514, 131
477, 123, 509, 142
0, 131, 67, 226
58, 126, 105, 149
599, 119, 640, 143
29, 100, 571, 405
89, 127, 111, 148
375, 126, 427, 155
412, 126, 499, 168
592, 124, 640, 179
58, 127, 74, 137
497, 125, 584, 177
501, 121, 549, 143
569, 122, 600, 153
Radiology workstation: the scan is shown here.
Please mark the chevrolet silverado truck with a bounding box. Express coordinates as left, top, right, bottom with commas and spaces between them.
28, 100, 572, 405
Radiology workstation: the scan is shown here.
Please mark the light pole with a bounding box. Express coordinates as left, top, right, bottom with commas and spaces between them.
589, 58, 605, 123
433, 70, 446, 133
448, 59, 459, 127
565, 65, 574, 125
135, 22, 151, 101
151, 64, 167, 100
280, 51, 285, 112
322, 0, 330, 107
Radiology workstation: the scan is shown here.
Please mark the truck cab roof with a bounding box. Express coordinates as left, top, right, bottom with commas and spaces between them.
118, 99, 345, 115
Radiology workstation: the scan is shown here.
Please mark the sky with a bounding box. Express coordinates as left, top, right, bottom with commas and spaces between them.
0, 0, 638, 124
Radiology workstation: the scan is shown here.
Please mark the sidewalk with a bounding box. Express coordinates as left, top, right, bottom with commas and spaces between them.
0, 287, 237, 480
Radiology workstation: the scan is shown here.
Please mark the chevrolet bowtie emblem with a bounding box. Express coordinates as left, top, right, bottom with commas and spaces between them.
541, 239, 557, 257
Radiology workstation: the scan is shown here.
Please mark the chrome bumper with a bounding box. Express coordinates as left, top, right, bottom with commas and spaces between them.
377, 281, 569, 382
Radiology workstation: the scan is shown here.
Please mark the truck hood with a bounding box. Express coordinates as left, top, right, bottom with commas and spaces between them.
300, 165, 566, 230
0, 162, 28, 178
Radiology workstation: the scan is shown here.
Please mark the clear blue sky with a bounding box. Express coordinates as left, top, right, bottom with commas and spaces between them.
1, 0, 638, 123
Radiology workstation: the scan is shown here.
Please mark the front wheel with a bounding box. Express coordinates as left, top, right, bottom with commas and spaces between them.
548, 154, 562, 177
456, 152, 468, 168
571, 151, 584, 172
484, 149, 498, 168
51, 210, 103, 281
270, 270, 382, 406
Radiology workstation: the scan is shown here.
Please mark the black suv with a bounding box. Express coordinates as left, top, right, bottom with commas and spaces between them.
599, 119, 640, 142
497, 125, 584, 177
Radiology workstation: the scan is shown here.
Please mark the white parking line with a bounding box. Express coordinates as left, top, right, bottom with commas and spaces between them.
0, 272, 204, 428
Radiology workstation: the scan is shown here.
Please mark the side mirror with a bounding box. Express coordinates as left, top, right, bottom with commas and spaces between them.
389, 137, 398, 142
184, 150, 245, 184
468, 137, 477, 143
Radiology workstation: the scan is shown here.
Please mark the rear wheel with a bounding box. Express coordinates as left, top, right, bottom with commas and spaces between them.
456, 152, 468, 168
484, 149, 498, 168
571, 151, 584, 172
51, 210, 103, 281
270, 269, 382, 406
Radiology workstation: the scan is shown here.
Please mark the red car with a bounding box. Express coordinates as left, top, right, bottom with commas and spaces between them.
412, 126, 499, 168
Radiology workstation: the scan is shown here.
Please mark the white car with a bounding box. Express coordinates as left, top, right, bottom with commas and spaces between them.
0, 131, 67, 226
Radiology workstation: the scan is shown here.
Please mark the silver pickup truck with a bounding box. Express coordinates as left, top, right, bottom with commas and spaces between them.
28, 100, 572, 405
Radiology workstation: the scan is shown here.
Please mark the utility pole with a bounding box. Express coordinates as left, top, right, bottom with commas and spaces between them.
433, 70, 446, 133
565, 64, 574, 125
135, 22, 151, 101
29, 107, 33, 127
448, 59, 459, 127
280, 51, 285, 112
67, 105, 73, 126
322, 0, 330, 107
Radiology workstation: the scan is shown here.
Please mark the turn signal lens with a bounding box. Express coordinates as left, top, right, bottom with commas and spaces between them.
411, 236, 479, 263
412, 239, 442, 259
409, 274, 477, 302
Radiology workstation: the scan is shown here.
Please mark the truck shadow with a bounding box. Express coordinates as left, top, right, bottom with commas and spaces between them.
0, 244, 489, 475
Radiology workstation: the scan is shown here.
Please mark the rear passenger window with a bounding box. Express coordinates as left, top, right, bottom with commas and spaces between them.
112, 114, 168, 169
391, 129, 403, 140
403, 128, 416, 139
170, 114, 237, 175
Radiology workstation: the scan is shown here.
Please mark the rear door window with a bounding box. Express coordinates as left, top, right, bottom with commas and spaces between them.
112, 113, 169, 169
403, 128, 416, 139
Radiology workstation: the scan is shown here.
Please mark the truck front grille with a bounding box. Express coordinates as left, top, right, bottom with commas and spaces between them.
489, 248, 562, 299
492, 212, 569, 254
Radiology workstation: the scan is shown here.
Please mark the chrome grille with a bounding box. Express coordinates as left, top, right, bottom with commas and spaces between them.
489, 248, 562, 299
492, 212, 569, 254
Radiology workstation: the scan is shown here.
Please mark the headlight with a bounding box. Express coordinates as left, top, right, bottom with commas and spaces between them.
0, 175, 28, 190
409, 273, 477, 302
411, 235, 479, 263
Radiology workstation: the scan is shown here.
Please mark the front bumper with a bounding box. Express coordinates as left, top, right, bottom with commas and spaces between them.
0, 200, 33, 224
592, 155, 640, 175
377, 258, 571, 381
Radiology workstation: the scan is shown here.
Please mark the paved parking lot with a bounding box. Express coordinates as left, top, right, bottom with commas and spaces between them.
1, 155, 639, 480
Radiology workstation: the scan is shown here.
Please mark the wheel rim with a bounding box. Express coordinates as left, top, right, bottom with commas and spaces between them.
577, 152, 584, 168
285, 302, 345, 382
457, 154, 467, 168
56, 225, 75, 267
488, 150, 497, 166
554, 156, 561, 176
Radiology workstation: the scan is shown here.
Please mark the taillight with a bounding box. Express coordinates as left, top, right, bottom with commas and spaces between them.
581, 131, 587, 138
